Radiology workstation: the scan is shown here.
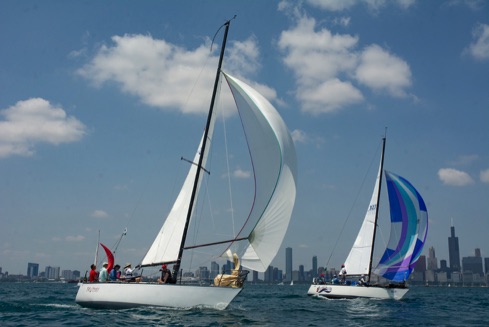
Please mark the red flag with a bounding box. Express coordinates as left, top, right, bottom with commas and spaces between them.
100, 243, 114, 273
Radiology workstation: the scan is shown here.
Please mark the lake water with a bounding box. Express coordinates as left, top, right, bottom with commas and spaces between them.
1, 282, 488, 326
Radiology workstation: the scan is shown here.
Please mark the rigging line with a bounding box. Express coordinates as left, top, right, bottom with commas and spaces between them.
111, 227, 128, 256
210, 15, 237, 53
325, 139, 384, 267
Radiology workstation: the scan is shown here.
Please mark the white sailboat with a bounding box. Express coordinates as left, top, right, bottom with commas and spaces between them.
308, 137, 428, 300
76, 19, 297, 310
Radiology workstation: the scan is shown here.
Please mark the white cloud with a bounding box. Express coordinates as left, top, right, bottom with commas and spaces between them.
291, 129, 308, 143
298, 78, 364, 113
78, 34, 273, 115
480, 169, 489, 183
91, 210, 110, 219
306, 0, 357, 11
466, 23, 489, 61
355, 45, 412, 97
333, 17, 351, 27
278, 15, 412, 114
305, 0, 416, 11
65, 235, 85, 242
226, 36, 261, 76
233, 168, 251, 179
438, 168, 474, 186
448, 0, 486, 11
0, 98, 87, 159
278, 16, 363, 113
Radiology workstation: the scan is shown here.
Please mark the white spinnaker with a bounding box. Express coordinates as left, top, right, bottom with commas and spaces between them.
223, 73, 297, 272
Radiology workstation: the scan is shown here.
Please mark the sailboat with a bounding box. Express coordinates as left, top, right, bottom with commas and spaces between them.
307, 137, 428, 300
76, 19, 297, 309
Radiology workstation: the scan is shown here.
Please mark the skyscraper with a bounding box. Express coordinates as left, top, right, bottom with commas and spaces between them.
448, 224, 461, 272
312, 256, 318, 278
27, 262, 39, 278
462, 251, 484, 276
427, 246, 438, 270
285, 247, 292, 282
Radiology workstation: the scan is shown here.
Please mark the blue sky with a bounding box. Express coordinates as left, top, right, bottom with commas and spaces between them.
1, 0, 488, 276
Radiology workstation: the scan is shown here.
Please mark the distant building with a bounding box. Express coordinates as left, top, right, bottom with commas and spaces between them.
45, 266, 60, 280
484, 258, 489, 275
62, 270, 73, 280
265, 265, 274, 283
285, 247, 292, 282
312, 256, 318, 278
252, 270, 259, 283
448, 224, 461, 272
439, 259, 448, 272
27, 263, 39, 278
415, 255, 427, 272
462, 248, 484, 276
427, 247, 438, 270
210, 261, 219, 280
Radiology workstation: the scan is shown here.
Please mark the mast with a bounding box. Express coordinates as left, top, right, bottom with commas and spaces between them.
172, 19, 233, 280
367, 135, 386, 281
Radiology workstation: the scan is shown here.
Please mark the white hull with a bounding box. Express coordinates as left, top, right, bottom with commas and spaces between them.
76, 282, 242, 310
307, 284, 409, 300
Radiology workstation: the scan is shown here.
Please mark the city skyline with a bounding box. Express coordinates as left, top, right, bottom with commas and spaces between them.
2, 224, 487, 284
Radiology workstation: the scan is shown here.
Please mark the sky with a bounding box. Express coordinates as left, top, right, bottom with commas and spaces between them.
1, 0, 488, 277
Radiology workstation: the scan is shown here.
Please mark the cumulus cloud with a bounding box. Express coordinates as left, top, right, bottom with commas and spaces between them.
355, 44, 412, 97
78, 34, 274, 115
278, 15, 412, 114
291, 129, 309, 143
466, 23, 489, 60
233, 168, 251, 179
305, 0, 416, 11
91, 210, 110, 219
0, 98, 87, 159
438, 168, 474, 186
480, 169, 489, 183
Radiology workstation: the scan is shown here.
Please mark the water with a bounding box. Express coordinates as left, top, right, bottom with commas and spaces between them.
1, 283, 488, 326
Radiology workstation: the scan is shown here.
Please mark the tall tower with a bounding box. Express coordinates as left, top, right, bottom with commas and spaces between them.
448, 224, 461, 272
312, 256, 318, 278
285, 247, 292, 282
27, 262, 39, 278
427, 246, 438, 270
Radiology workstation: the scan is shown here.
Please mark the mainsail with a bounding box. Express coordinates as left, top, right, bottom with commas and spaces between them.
374, 171, 428, 281
343, 153, 383, 276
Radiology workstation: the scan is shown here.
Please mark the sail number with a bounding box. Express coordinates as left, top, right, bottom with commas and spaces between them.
369, 204, 377, 211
